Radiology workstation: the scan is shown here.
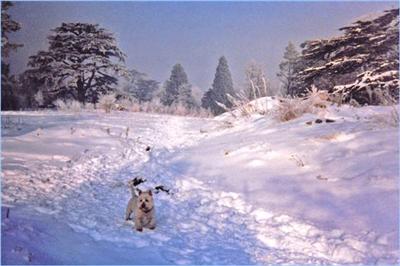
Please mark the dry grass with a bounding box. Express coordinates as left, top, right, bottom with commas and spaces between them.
274, 86, 329, 122
53, 99, 83, 112
315, 133, 340, 141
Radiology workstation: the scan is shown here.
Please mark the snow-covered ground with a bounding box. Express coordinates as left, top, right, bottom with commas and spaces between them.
1, 101, 399, 264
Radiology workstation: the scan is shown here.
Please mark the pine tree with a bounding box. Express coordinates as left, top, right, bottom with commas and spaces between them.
293, 9, 399, 105
25, 22, 127, 105
245, 61, 269, 100
201, 56, 236, 115
161, 63, 196, 108
277, 42, 300, 96
1, 1, 23, 110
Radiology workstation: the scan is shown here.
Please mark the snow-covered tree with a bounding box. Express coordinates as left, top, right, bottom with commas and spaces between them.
244, 61, 269, 100
161, 63, 197, 109
293, 8, 399, 105
17, 70, 43, 108
124, 69, 159, 103
277, 42, 300, 96
1, 1, 23, 110
26, 22, 127, 105
201, 56, 236, 115
1, 1, 22, 58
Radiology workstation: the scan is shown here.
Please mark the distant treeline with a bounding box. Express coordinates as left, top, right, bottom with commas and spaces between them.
2, 2, 398, 114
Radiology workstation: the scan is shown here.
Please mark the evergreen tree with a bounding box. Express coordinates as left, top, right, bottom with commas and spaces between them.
277, 42, 300, 96
293, 9, 399, 105
201, 56, 236, 115
125, 69, 159, 103
161, 63, 196, 108
26, 22, 127, 105
1, 1, 23, 110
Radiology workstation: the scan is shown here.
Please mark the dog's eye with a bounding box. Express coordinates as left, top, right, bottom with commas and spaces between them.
145, 199, 148, 202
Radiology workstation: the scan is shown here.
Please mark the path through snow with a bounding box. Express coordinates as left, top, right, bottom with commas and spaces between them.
2, 110, 398, 264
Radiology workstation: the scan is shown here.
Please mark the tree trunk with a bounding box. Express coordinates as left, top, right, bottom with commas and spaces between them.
76, 77, 85, 103
86, 70, 97, 104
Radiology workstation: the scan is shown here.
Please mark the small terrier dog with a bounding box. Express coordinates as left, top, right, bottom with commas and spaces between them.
125, 180, 156, 232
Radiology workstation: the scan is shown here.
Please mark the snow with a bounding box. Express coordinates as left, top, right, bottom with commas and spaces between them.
1, 103, 399, 264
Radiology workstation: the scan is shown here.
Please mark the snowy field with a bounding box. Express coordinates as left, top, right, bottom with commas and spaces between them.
1, 101, 399, 264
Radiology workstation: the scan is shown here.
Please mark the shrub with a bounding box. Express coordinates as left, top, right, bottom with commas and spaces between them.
53, 99, 67, 111
84, 102, 96, 110
115, 98, 133, 111
69, 100, 83, 112
98, 93, 116, 113
53, 99, 82, 112
34, 91, 44, 106
274, 86, 329, 122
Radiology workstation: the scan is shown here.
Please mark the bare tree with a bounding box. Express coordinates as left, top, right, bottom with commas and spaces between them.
244, 61, 269, 100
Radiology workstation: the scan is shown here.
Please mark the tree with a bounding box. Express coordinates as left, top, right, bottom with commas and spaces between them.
277, 42, 300, 96
244, 61, 269, 100
26, 22, 127, 105
161, 63, 196, 108
201, 56, 236, 115
293, 8, 399, 105
124, 69, 159, 103
1, 1, 23, 110
17, 71, 41, 109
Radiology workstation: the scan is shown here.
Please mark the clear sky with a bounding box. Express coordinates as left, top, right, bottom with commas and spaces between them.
7, 1, 397, 90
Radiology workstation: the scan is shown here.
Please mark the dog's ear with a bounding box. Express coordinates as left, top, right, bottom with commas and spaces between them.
148, 190, 152, 196
137, 188, 142, 195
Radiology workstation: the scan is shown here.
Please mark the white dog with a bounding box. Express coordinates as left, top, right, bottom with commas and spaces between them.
125, 180, 156, 231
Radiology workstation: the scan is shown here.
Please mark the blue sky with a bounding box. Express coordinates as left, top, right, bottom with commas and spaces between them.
8, 1, 397, 90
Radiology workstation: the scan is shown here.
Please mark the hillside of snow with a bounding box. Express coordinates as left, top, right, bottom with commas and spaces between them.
1, 101, 399, 264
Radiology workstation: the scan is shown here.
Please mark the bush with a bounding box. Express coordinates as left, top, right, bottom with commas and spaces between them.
53, 99, 67, 111
53, 99, 82, 112
115, 98, 133, 111
69, 100, 83, 112
126, 97, 210, 117
34, 91, 44, 106
53, 94, 210, 117
274, 86, 329, 122
84, 102, 96, 110
98, 93, 117, 113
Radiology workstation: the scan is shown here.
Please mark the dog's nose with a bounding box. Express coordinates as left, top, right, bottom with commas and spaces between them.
141, 203, 146, 208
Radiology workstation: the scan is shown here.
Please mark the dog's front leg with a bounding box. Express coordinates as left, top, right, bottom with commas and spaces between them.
125, 208, 131, 221
135, 217, 143, 232
148, 216, 156, 230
